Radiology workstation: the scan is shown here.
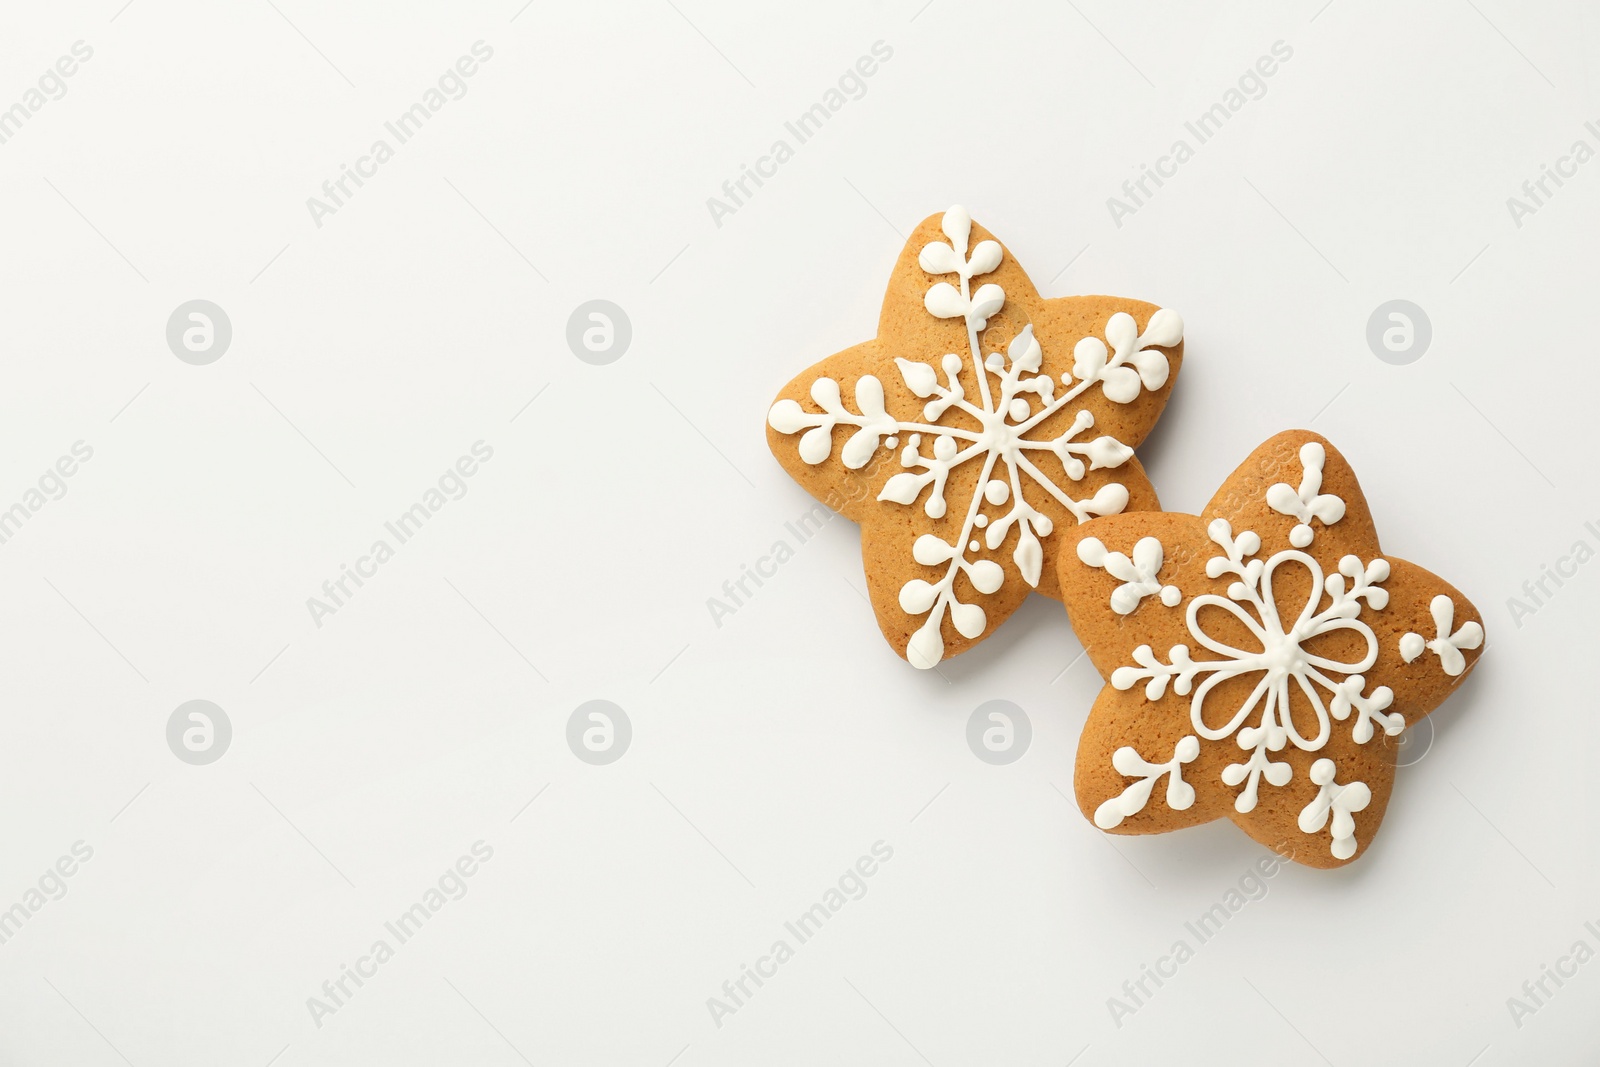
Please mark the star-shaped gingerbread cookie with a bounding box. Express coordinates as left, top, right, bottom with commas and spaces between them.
765, 206, 1184, 668
1057, 431, 1484, 867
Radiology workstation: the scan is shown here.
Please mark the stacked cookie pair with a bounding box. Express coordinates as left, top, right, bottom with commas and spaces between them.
764, 207, 1483, 869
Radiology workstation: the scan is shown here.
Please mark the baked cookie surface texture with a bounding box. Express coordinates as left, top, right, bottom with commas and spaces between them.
1058, 431, 1484, 868
766, 206, 1184, 668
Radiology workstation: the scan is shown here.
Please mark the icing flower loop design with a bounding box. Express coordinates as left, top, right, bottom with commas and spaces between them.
1100, 446, 1401, 857
1070, 435, 1485, 865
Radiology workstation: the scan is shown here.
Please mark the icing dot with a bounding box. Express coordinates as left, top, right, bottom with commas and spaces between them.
1008, 398, 1030, 421
1290, 523, 1313, 548
968, 540, 980, 552
885, 436, 898, 448
974, 514, 989, 528
1160, 586, 1182, 607
984, 479, 1010, 506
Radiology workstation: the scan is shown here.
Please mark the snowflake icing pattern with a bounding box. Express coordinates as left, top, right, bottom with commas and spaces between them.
1078, 440, 1483, 861
768, 206, 1183, 668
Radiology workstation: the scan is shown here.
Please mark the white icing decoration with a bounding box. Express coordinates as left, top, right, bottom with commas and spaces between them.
767, 206, 1183, 669
1400, 594, 1483, 676
1106, 517, 1401, 838
1094, 735, 1199, 828
1297, 758, 1371, 860
1266, 442, 1346, 548
1089, 442, 1477, 859
1070, 309, 1180, 404
1077, 536, 1182, 614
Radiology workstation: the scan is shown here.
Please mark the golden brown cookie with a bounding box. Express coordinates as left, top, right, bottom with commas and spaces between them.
765, 206, 1184, 668
1057, 430, 1484, 868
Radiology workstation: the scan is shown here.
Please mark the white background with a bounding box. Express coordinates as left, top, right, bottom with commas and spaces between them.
1, 0, 1596, 1064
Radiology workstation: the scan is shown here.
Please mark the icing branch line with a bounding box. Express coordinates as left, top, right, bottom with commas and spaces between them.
896, 353, 992, 426
1014, 454, 1125, 523
902, 450, 1001, 669
903, 260, 1012, 667
1010, 371, 1098, 439
1076, 536, 1181, 614
893, 420, 982, 440
768, 381, 985, 447
959, 269, 997, 414
942, 257, 1100, 468
1400, 594, 1483, 676
1298, 759, 1371, 860
1095, 736, 1199, 829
